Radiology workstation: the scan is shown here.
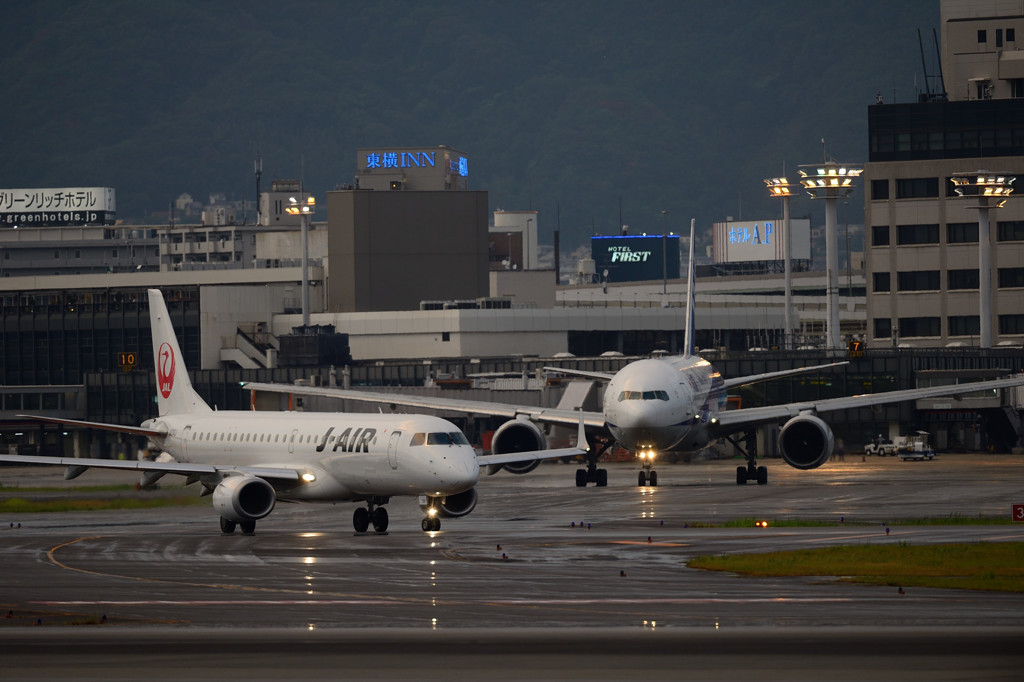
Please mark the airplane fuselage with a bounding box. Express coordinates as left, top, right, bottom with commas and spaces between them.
144, 411, 480, 501
603, 355, 726, 454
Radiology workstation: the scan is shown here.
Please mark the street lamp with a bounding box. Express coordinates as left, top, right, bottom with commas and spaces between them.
285, 193, 316, 327
764, 176, 795, 349
525, 218, 533, 270
660, 210, 668, 296
799, 161, 862, 351
951, 171, 1015, 348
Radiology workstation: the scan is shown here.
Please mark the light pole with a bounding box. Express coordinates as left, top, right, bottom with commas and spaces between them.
285, 193, 316, 328
764, 177, 795, 349
525, 218, 533, 270
951, 171, 1015, 348
660, 210, 668, 296
799, 161, 862, 351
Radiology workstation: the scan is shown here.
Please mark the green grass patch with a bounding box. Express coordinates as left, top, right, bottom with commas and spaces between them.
0, 484, 142, 493
688, 542, 1024, 592
685, 515, 1012, 528
0, 495, 208, 513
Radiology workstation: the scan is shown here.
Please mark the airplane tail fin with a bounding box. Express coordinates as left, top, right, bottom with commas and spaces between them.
148, 289, 212, 417
683, 217, 696, 357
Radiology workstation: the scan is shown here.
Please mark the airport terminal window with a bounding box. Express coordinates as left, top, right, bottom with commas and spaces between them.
948, 315, 980, 336
874, 318, 892, 340
947, 222, 978, 243
998, 267, 1024, 287
979, 29, 987, 43
897, 224, 939, 245
898, 316, 941, 337
872, 272, 890, 292
997, 221, 1024, 241
999, 314, 1024, 334
948, 269, 980, 290
871, 225, 890, 246
897, 270, 940, 291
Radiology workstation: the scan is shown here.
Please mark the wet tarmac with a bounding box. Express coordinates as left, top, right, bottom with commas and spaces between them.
1, 455, 1023, 679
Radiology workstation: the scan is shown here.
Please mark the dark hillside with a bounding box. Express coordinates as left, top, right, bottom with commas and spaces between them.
0, 0, 938, 249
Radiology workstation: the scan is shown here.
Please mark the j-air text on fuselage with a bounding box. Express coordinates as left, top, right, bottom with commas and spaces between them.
0, 289, 586, 535
244, 218, 1024, 490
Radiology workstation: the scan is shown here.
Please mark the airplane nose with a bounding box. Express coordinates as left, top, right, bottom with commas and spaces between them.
443, 448, 479, 489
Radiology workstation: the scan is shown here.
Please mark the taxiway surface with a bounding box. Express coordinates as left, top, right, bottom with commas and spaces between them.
1, 455, 1023, 679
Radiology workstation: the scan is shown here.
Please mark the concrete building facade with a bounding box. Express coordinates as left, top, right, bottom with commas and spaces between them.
865, 0, 1024, 349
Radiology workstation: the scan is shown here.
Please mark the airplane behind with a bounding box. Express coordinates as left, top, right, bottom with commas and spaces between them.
244, 219, 1024, 489
0, 289, 585, 534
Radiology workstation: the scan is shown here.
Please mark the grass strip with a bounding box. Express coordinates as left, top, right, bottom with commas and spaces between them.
0, 495, 208, 513
688, 542, 1024, 592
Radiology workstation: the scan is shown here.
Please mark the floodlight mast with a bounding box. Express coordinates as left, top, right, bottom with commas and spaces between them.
764, 177, 795, 349
798, 161, 862, 351
951, 171, 1015, 348
285, 194, 316, 327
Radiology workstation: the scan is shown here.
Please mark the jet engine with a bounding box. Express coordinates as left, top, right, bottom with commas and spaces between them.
489, 418, 545, 474
212, 475, 277, 522
777, 413, 834, 470
421, 487, 478, 518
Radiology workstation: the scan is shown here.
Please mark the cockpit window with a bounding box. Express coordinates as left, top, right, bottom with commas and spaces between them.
410, 433, 426, 446
449, 432, 469, 445
618, 390, 669, 401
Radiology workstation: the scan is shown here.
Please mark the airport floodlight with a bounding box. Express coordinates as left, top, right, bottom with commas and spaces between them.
797, 161, 861, 352
764, 176, 796, 348
764, 177, 795, 197
951, 171, 1015, 206
285, 193, 316, 326
951, 171, 1016, 348
285, 195, 316, 215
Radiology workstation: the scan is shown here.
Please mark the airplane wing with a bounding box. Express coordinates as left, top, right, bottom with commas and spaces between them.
15, 414, 166, 438
476, 446, 588, 467
242, 382, 608, 430
713, 374, 1024, 431
0, 454, 301, 481
541, 367, 616, 381
721, 361, 849, 389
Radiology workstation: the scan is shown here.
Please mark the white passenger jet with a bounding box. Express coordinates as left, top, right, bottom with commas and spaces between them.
0, 290, 585, 534
245, 219, 1024, 488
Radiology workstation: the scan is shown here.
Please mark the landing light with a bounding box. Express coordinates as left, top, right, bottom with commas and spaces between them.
301, 472, 316, 483
427, 507, 438, 517
755, 520, 770, 528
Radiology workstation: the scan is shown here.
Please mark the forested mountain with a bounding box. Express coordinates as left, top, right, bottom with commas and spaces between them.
0, 0, 938, 250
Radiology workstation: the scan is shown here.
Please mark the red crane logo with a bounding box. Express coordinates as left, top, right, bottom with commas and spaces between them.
157, 342, 175, 399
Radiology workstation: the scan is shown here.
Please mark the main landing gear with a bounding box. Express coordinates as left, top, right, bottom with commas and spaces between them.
220, 517, 257, 535
353, 496, 390, 533
575, 440, 609, 487
724, 433, 767, 485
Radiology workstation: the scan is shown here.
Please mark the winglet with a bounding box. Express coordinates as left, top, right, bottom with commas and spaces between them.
684, 217, 696, 357
576, 408, 590, 452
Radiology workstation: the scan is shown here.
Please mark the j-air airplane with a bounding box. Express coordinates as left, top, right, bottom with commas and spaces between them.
245, 219, 1024, 489
0, 289, 587, 535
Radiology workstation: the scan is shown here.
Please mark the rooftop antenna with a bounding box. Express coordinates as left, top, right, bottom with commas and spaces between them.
933, 28, 947, 98
254, 153, 263, 225
917, 28, 932, 99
